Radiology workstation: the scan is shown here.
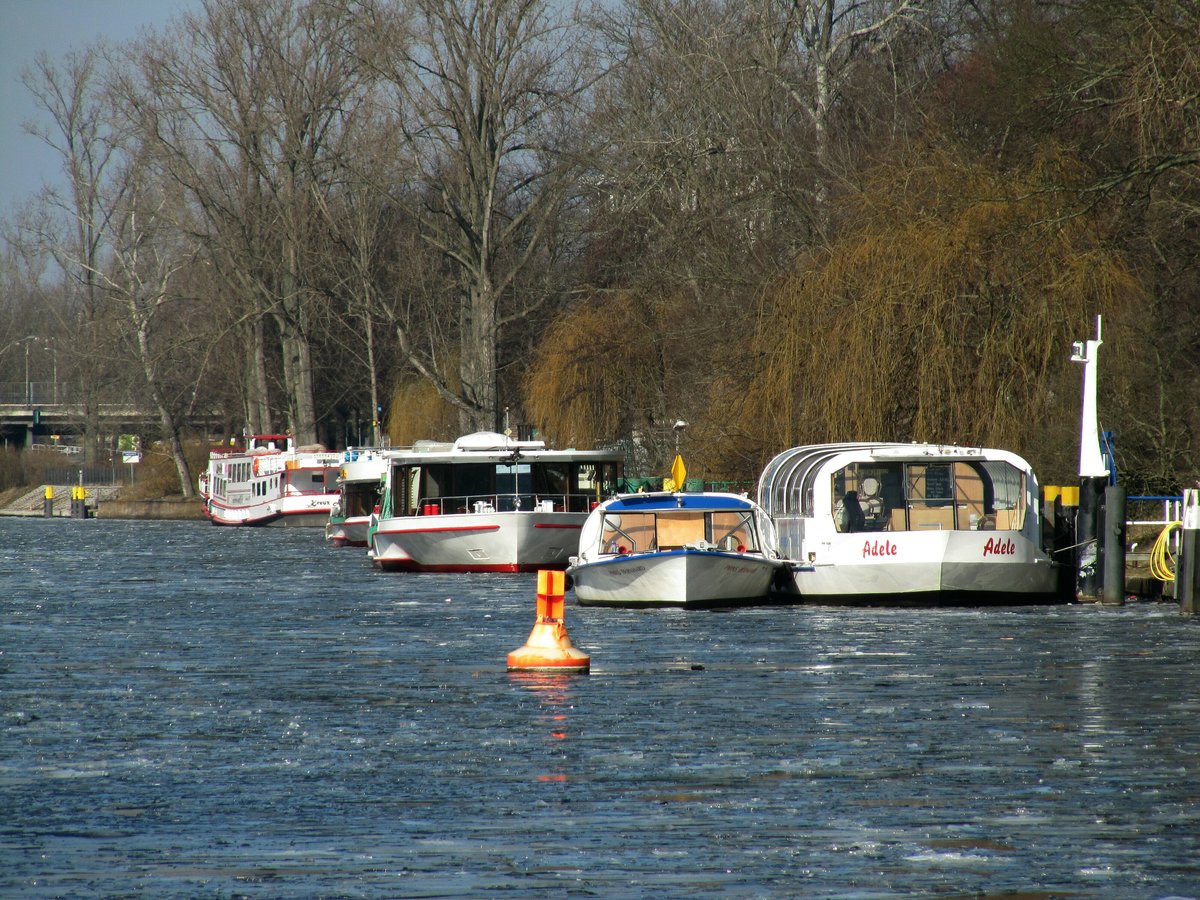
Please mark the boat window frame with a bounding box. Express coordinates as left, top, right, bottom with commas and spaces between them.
828, 459, 1027, 533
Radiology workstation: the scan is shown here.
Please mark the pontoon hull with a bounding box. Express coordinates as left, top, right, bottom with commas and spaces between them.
779, 530, 1060, 604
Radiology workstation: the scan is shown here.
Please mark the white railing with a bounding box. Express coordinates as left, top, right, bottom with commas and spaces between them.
412, 492, 597, 515
1128, 496, 1183, 553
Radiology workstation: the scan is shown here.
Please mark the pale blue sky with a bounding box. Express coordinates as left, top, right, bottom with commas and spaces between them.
0, 0, 198, 220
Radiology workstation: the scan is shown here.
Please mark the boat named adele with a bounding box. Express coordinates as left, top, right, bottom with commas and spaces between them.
568, 491, 785, 608
368, 432, 623, 572
757, 442, 1063, 604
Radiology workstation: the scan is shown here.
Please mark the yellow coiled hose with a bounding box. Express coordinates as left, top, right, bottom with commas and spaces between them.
1150, 521, 1182, 582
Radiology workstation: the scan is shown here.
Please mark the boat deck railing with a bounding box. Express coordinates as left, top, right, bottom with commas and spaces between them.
410, 492, 598, 515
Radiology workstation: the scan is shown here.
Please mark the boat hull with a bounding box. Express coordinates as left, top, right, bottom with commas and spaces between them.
571, 549, 782, 608
778, 530, 1060, 605
370, 511, 585, 572
325, 515, 371, 547
205, 495, 337, 527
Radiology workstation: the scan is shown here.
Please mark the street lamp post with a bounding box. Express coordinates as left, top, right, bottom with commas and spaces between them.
46, 338, 58, 404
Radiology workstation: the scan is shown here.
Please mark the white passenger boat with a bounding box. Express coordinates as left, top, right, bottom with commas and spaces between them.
199, 434, 343, 527
568, 492, 785, 608
325, 449, 388, 547
368, 432, 624, 572
757, 442, 1063, 604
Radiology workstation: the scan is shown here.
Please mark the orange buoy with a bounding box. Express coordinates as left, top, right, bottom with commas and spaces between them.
507, 570, 590, 673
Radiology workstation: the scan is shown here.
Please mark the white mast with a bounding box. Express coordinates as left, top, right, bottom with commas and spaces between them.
1071, 315, 1109, 479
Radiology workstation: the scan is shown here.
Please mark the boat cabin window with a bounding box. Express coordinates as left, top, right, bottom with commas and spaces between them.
343, 482, 381, 516
389, 458, 623, 515
832, 460, 1026, 533
599, 510, 760, 553
575, 463, 621, 510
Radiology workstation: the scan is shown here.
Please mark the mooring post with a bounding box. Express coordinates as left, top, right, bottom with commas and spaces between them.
1077, 478, 1106, 602
1071, 317, 1109, 604
1180, 489, 1200, 616
1102, 484, 1126, 606
43, 485, 54, 518
1041, 486, 1059, 553
1055, 486, 1078, 600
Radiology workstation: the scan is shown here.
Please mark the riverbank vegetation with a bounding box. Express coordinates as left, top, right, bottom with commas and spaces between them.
1, 0, 1196, 495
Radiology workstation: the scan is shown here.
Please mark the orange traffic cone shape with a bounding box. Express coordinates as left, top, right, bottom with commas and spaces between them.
507, 570, 590, 673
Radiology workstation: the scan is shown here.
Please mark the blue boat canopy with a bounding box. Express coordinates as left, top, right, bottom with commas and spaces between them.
605, 493, 754, 512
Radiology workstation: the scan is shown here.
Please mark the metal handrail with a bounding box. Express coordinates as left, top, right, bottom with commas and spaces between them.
409, 491, 597, 515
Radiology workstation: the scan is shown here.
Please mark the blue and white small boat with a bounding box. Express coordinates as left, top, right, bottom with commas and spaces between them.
568, 492, 785, 608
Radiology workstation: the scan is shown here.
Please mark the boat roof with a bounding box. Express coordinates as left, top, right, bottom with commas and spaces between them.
600, 492, 758, 513
757, 441, 1037, 513
384, 431, 623, 464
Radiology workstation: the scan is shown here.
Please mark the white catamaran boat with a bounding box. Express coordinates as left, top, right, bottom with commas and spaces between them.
757, 442, 1063, 604
199, 434, 344, 527
325, 449, 388, 547
568, 491, 785, 608
368, 432, 624, 572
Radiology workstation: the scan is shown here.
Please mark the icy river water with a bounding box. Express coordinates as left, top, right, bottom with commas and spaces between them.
2, 517, 1198, 898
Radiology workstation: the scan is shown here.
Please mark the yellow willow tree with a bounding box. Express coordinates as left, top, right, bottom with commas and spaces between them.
386, 367, 462, 447
733, 145, 1144, 479
524, 290, 667, 450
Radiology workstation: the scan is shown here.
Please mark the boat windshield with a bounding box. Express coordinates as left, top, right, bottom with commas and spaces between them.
831, 460, 1026, 533
599, 510, 759, 553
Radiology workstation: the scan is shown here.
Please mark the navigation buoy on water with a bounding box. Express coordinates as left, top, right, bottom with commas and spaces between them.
507, 570, 590, 673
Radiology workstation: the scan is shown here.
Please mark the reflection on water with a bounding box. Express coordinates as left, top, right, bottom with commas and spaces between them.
2, 518, 1198, 897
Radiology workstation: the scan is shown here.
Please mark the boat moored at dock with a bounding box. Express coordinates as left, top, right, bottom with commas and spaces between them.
199, 434, 343, 527
325, 449, 388, 547
757, 442, 1062, 604
368, 432, 623, 572
568, 491, 785, 608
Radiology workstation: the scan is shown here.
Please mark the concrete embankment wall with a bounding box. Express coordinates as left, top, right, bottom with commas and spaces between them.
97, 499, 205, 520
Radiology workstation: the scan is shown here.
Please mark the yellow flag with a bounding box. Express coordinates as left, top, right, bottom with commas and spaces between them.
670, 454, 687, 491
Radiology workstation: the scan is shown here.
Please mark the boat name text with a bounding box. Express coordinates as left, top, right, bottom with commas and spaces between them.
982, 537, 1017, 556
862, 539, 898, 558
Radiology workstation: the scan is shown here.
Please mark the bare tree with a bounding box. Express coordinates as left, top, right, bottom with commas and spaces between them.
130, 0, 376, 446
82, 165, 199, 497
747, 0, 926, 216
368, 0, 596, 434
20, 47, 125, 461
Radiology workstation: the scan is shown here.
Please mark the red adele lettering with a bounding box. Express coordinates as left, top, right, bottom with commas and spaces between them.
983, 537, 1016, 556
862, 539, 898, 558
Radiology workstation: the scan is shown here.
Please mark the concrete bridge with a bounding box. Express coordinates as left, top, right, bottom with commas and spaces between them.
0, 381, 208, 449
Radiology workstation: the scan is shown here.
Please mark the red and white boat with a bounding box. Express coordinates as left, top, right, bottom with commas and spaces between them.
324, 450, 388, 547
199, 434, 344, 527
368, 432, 624, 572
